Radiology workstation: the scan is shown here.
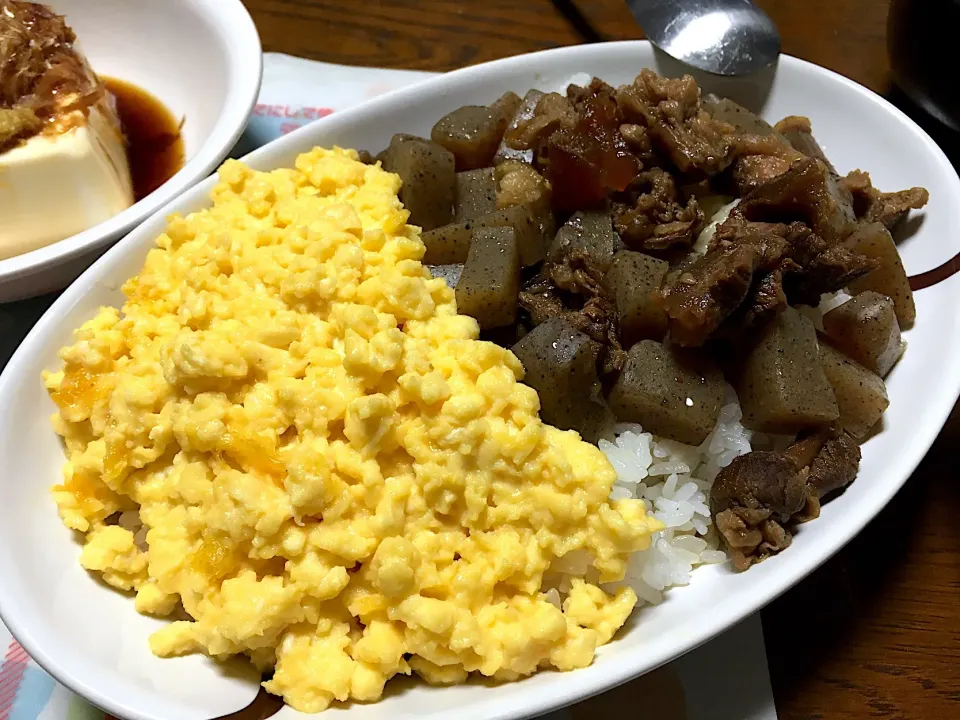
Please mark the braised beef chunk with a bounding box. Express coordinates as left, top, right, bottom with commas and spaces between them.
661, 207, 877, 346
738, 157, 855, 242
611, 168, 704, 252
807, 431, 861, 497
697, 97, 809, 194
495, 89, 545, 164
617, 122, 654, 163
617, 70, 736, 176
713, 509, 791, 572
538, 82, 639, 212
780, 221, 879, 306
711, 425, 862, 570
504, 92, 576, 152
736, 259, 796, 328
661, 217, 789, 346
841, 169, 930, 230
545, 247, 608, 298
710, 452, 808, 571
728, 135, 805, 195
711, 452, 808, 519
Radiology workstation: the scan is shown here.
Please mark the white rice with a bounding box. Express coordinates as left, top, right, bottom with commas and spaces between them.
561, 387, 753, 606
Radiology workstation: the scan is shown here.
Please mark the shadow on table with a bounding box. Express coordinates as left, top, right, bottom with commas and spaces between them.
763, 391, 960, 710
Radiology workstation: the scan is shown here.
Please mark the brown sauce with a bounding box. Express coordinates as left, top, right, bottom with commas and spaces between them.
103, 77, 185, 201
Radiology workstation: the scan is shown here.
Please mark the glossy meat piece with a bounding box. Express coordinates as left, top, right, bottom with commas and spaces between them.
806, 430, 861, 497
711, 451, 808, 519
700, 97, 804, 194
737, 157, 856, 242
616, 70, 736, 176
780, 222, 878, 306
661, 218, 789, 346
495, 160, 550, 210
540, 83, 639, 212
611, 168, 704, 252
711, 425, 861, 570
713, 509, 793, 572
841, 169, 929, 230
520, 254, 626, 376
729, 134, 805, 195
734, 257, 797, 329
662, 212, 876, 346
617, 122, 654, 163
504, 92, 576, 151
710, 451, 807, 571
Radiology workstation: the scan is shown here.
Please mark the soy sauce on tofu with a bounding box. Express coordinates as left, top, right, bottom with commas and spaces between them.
370, 68, 928, 571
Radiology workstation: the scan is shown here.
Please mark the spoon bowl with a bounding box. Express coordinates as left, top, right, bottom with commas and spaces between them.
625, 0, 781, 76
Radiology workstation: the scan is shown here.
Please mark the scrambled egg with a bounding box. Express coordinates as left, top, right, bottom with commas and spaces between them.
45, 148, 662, 712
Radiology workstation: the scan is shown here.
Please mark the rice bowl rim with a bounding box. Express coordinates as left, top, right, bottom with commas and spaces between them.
0, 40, 958, 720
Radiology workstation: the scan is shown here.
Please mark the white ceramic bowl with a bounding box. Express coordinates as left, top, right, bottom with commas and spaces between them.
1, 41, 959, 720
0, 0, 262, 302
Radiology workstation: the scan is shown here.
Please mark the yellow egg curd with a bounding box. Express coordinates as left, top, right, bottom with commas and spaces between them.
44, 147, 662, 712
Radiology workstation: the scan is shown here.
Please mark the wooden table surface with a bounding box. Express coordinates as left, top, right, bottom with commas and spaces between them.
240, 1, 960, 717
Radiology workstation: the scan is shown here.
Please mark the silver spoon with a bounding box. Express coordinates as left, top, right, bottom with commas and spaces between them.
624, 0, 781, 76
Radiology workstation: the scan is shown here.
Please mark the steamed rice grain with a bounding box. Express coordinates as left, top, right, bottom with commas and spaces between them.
591, 387, 752, 605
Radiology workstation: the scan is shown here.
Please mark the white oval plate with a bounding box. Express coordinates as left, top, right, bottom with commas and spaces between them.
1, 41, 959, 720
